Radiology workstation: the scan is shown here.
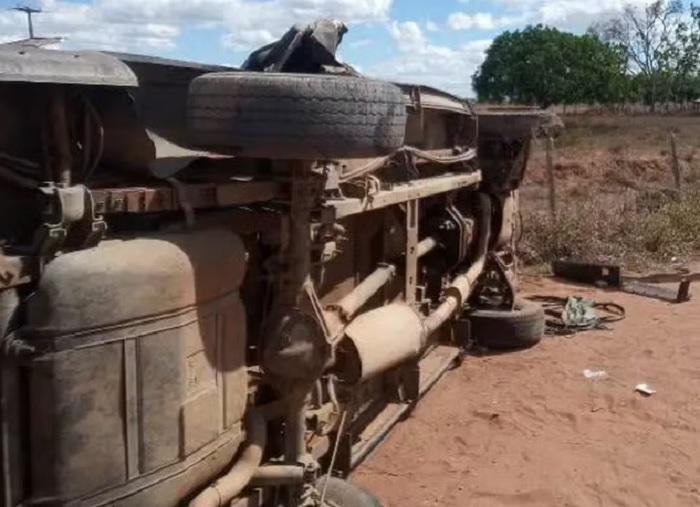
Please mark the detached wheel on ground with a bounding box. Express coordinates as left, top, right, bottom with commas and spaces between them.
187, 72, 407, 160
316, 477, 384, 507
468, 298, 545, 350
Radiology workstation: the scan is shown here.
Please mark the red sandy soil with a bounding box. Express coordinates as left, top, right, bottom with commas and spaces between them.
352, 275, 700, 507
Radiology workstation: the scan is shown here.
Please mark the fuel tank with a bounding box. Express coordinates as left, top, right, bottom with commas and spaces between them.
8, 229, 248, 506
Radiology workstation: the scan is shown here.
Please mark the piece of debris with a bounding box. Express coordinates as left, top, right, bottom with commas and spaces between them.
552, 259, 621, 287
473, 409, 501, 421
582, 369, 608, 380
528, 295, 625, 335
623, 279, 691, 304
635, 383, 657, 396
552, 259, 692, 304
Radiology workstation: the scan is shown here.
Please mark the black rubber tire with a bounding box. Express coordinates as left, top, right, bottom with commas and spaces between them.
316, 477, 384, 507
187, 72, 407, 160
468, 298, 545, 350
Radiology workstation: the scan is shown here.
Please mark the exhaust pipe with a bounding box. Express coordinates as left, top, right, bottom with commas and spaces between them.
188, 400, 286, 507
329, 236, 439, 323
336, 194, 491, 384
338, 303, 425, 384
330, 264, 397, 321
423, 193, 491, 335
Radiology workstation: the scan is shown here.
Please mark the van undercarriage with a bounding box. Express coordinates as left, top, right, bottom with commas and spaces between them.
0, 19, 556, 507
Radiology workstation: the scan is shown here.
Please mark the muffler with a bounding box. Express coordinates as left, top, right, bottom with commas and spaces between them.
336, 303, 425, 384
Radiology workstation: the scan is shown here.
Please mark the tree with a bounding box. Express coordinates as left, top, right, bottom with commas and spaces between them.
591, 0, 700, 108
567, 32, 631, 105
472, 25, 626, 107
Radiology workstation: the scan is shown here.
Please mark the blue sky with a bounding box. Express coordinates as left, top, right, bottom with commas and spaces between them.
0, 0, 650, 95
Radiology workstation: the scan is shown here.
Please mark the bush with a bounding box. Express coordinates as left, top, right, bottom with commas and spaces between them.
520, 186, 700, 270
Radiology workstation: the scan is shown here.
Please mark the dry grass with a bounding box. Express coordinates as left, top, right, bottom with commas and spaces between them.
519, 113, 700, 270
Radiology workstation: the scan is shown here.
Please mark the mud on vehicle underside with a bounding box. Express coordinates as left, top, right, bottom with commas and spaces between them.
0, 19, 556, 507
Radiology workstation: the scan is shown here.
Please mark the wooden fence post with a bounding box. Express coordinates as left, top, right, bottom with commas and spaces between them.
546, 135, 556, 217
669, 131, 682, 197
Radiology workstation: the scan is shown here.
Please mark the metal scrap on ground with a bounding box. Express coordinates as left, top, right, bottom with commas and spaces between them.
551, 259, 692, 304
528, 295, 626, 335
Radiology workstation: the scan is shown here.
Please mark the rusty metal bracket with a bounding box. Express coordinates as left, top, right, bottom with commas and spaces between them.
1, 332, 36, 358
329, 172, 482, 219
404, 361, 420, 405
401, 150, 419, 181
450, 317, 472, 350
444, 198, 472, 270
30, 183, 106, 261
0, 255, 34, 289
389, 361, 420, 406
470, 252, 516, 310
405, 199, 419, 305
91, 181, 282, 215
491, 252, 516, 309
331, 428, 354, 478
166, 176, 196, 228
64, 187, 107, 250
31, 184, 72, 259
409, 86, 424, 137
677, 279, 691, 302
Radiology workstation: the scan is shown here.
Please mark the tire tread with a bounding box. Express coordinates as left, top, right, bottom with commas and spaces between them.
187, 72, 407, 159
468, 298, 545, 350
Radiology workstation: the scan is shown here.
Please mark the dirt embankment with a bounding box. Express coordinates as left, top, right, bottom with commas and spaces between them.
517, 114, 700, 270
523, 114, 700, 206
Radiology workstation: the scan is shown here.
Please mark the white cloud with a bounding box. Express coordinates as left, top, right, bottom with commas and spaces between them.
94, 0, 229, 25
0, 0, 181, 52
218, 0, 392, 50
486, 0, 653, 30
221, 30, 277, 52
447, 12, 523, 31
448, 0, 654, 32
0, 35, 20, 45
349, 38, 374, 48
0, 0, 664, 96
494, 0, 538, 9
537, 0, 650, 27
0, 0, 392, 53
370, 21, 491, 96
388, 21, 426, 52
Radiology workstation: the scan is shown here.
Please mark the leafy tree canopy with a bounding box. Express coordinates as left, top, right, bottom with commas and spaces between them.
591, 0, 700, 108
472, 25, 628, 107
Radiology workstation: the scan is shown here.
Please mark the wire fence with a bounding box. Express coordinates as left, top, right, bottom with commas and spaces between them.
547, 102, 700, 116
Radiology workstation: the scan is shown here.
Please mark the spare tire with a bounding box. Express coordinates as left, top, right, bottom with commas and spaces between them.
467, 298, 545, 350
187, 72, 407, 160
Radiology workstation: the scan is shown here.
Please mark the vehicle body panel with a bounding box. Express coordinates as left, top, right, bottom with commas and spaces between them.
0, 46, 137, 87
0, 20, 553, 507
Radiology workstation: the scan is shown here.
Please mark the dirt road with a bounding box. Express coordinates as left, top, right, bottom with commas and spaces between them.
353, 275, 700, 507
